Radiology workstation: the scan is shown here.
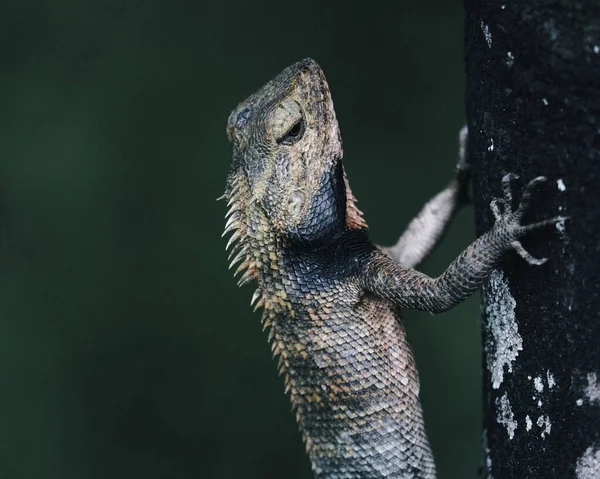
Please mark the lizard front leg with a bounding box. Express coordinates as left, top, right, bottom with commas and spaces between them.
362, 174, 566, 313
382, 126, 470, 268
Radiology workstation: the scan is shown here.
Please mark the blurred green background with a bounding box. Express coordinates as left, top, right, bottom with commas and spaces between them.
0, 1, 480, 478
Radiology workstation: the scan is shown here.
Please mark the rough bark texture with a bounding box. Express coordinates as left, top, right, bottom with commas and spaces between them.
466, 1, 600, 477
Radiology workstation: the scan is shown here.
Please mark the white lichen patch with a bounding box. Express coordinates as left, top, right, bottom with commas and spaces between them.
534, 376, 544, 393
547, 370, 556, 389
577, 399, 584, 406
526, 415, 532, 431
488, 138, 494, 151
481, 22, 492, 47
555, 180, 568, 234
496, 393, 517, 439
576, 447, 600, 478
506, 51, 514, 67
585, 372, 600, 404
538, 400, 543, 407
483, 430, 493, 479
483, 270, 522, 389
537, 415, 552, 438
542, 98, 549, 106
594, 45, 600, 54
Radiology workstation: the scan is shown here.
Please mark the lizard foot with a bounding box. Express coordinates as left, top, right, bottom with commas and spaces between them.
489, 173, 568, 265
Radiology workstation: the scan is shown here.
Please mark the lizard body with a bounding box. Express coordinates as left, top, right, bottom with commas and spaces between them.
222, 59, 563, 478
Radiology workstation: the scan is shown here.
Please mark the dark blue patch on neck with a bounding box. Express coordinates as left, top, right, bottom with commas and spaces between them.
289, 158, 346, 244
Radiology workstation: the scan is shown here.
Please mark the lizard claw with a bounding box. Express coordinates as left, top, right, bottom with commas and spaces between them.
490, 198, 503, 221
489, 174, 568, 265
518, 216, 569, 235
501, 172, 519, 208
511, 240, 548, 265
515, 176, 547, 218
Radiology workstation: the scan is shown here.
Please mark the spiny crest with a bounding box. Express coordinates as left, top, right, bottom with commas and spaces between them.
344, 171, 367, 229
220, 175, 256, 288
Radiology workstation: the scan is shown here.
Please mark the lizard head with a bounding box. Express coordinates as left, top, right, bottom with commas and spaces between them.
224, 58, 349, 245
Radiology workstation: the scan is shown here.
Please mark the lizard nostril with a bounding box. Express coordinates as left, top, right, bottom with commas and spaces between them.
235, 106, 253, 128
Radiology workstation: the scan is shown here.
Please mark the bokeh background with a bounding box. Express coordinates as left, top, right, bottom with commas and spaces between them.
0, 1, 481, 478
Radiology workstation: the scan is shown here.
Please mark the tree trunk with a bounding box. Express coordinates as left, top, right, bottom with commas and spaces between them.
465, 1, 600, 477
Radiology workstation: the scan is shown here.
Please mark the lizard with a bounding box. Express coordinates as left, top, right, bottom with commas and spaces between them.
221, 58, 565, 478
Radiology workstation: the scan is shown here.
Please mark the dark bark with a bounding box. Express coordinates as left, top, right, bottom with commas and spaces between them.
465, 1, 600, 477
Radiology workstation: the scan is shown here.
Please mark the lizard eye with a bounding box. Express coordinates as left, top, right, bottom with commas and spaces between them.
278, 118, 305, 145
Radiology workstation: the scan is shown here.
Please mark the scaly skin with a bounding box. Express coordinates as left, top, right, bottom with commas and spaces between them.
222, 59, 564, 478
